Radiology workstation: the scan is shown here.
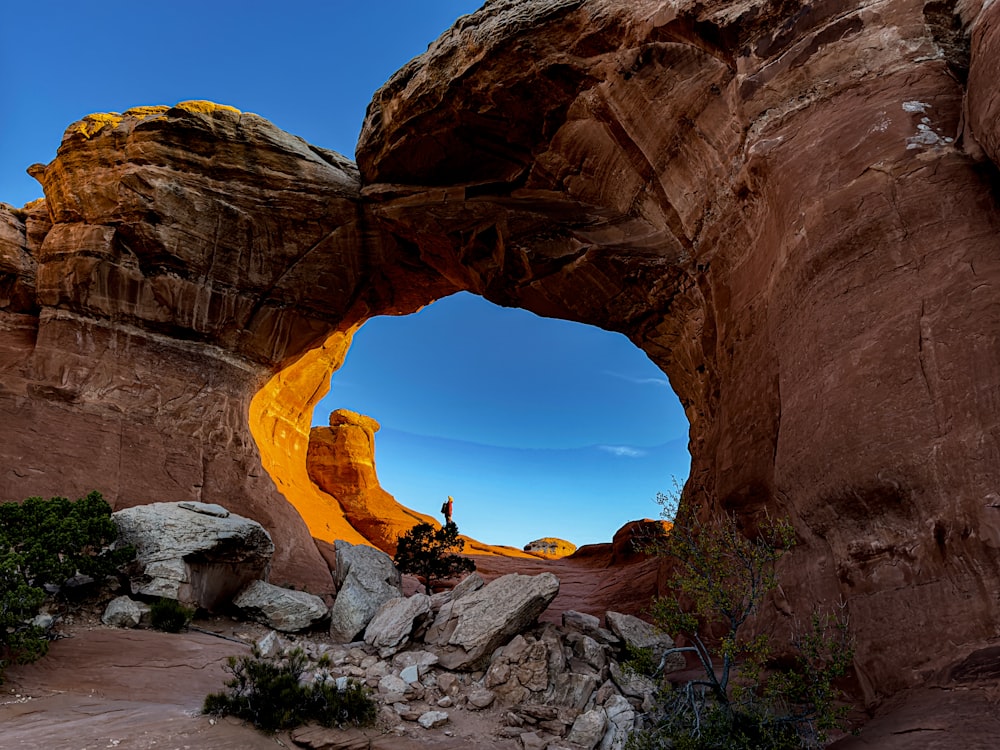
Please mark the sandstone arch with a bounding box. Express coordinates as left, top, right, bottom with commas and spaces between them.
1, 0, 1000, 707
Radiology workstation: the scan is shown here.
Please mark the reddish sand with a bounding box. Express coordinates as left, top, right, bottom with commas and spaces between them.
1, 553, 659, 749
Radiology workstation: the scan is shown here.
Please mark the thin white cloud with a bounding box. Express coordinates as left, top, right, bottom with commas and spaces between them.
603, 370, 671, 388
598, 445, 648, 458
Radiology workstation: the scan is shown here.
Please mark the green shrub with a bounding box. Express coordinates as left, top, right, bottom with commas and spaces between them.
203, 647, 376, 732
394, 521, 476, 595
0, 491, 134, 681
149, 598, 195, 632
627, 485, 853, 750
621, 644, 657, 678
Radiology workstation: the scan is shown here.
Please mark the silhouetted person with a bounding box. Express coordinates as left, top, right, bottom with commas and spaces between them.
441, 495, 454, 525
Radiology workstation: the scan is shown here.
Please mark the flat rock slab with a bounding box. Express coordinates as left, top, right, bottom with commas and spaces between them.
429, 572, 560, 670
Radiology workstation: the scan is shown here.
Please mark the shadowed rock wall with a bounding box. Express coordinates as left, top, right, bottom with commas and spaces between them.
2, 0, 1000, 703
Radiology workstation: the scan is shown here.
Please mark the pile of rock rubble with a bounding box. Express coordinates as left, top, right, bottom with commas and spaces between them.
99, 501, 685, 749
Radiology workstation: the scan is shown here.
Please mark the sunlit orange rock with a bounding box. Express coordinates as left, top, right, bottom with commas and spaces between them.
523, 537, 577, 559
307, 408, 438, 554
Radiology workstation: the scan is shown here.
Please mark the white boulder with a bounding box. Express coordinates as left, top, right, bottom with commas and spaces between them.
101, 596, 150, 628
329, 540, 402, 642
233, 580, 329, 632
113, 501, 273, 610
363, 594, 432, 657
426, 572, 560, 670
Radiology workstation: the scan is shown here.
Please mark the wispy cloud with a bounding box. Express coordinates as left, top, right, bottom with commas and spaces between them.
598, 445, 648, 458
603, 370, 671, 388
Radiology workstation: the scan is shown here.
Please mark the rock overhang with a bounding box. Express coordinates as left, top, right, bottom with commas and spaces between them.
0, 0, 999, 705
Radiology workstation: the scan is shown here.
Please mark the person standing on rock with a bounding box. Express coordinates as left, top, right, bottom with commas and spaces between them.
441, 495, 454, 526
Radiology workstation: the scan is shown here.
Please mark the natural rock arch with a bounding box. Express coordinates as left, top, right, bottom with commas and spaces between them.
1, 0, 1000, 707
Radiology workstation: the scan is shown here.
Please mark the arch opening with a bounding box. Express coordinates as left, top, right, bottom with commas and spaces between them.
249, 290, 694, 555
310, 291, 690, 551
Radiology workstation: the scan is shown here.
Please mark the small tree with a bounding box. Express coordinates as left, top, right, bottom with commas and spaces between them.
393, 521, 475, 595
628, 486, 853, 750
0, 491, 134, 680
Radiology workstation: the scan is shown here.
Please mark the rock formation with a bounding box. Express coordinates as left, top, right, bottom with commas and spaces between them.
1, 0, 1000, 711
524, 537, 577, 559
307, 409, 438, 553
113, 501, 274, 609
232, 580, 329, 632
329, 540, 403, 642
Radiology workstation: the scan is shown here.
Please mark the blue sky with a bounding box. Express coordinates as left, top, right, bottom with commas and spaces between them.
1, 2, 690, 548
321, 293, 690, 547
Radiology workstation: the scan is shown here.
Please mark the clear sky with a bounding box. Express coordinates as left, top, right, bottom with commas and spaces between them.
1, 1, 690, 549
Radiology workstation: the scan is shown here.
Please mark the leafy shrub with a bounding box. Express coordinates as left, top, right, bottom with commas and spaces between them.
394, 521, 476, 594
203, 647, 376, 732
149, 598, 195, 632
0, 491, 134, 681
628, 485, 853, 750
621, 644, 658, 678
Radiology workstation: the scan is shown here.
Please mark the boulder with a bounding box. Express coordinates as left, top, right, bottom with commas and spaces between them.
563, 610, 619, 646
363, 594, 432, 657
417, 710, 449, 729
430, 572, 484, 611
329, 540, 402, 642
549, 672, 601, 711
391, 650, 439, 671
233, 580, 329, 632
256, 630, 284, 658
101, 596, 149, 628
399, 664, 420, 684
378, 674, 410, 696
566, 708, 608, 750
609, 662, 656, 703
605, 611, 684, 674
426, 572, 559, 671
600, 695, 636, 750
467, 687, 496, 710
112, 502, 274, 610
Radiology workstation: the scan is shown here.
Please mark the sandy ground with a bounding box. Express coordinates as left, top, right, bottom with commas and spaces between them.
7, 551, 995, 749
1, 553, 652, 750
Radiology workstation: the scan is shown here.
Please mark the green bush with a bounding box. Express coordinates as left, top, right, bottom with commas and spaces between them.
0, 491, 134, 681
149, 598, 195, 633
621, 644, 658, 678
627, 485, 853, 750
203, 647, 377, 732
394, 521, 476, 595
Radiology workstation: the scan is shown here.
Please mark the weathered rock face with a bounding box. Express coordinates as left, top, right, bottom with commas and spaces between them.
3, 0, 1000, 710
356, 0, 1000, 704
329, 540, 403, 642
113, 501, 274, 609
307, 409, 438, 554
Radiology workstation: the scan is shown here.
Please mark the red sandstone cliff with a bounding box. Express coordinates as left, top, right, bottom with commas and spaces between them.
2, 1, 1000, 711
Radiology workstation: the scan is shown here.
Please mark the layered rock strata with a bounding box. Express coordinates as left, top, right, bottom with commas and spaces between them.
1, 0, 999, 707
307, 409, 438, 553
